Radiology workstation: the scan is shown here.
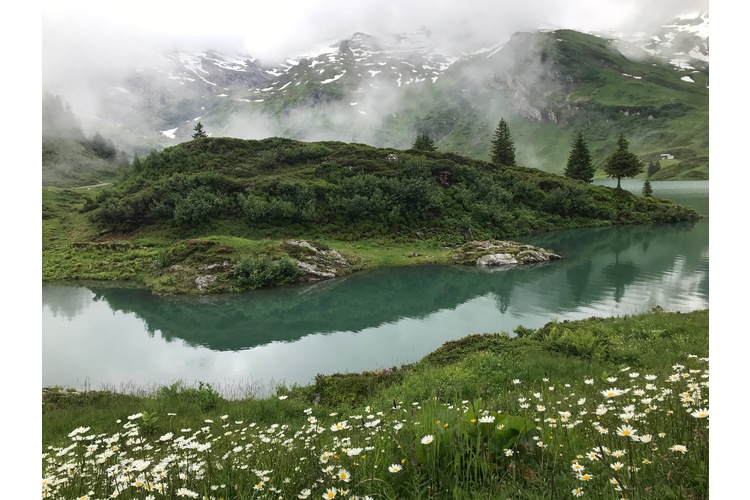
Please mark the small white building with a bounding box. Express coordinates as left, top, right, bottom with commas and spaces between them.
660, 153, 674, 160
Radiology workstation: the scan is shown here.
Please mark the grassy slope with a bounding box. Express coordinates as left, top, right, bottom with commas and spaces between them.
553, 30, 708, 179
42, 309, 708, 498
43, 308, 708, 438
42, 137, 128, 188
443, 30, 708, 178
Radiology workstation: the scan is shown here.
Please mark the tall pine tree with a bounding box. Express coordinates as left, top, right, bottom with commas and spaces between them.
604, 134, 644, 188
564, 131, 595, 183
491, 119, 516, 166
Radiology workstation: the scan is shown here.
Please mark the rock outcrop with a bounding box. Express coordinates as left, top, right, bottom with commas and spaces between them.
451, 240, 561, 268
285, 240, 352, 281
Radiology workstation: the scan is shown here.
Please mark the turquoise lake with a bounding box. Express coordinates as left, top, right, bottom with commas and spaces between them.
42, 180, 708, 396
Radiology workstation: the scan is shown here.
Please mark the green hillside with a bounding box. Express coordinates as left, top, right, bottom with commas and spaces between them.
422, 30, 708, 177
86, 137, 699, 239
42, 137, 129, 187
42, 92, 130, 187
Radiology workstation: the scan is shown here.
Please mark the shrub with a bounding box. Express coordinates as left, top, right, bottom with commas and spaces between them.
255, 150, 278, 169
240, 193, 269, 222
232, 254, 303, 290
94, 198, 130, 224
173, 188, 225, 227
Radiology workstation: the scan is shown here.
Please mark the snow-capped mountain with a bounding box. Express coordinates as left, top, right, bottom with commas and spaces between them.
47, 11, 709, 177
615, 10, 709, 71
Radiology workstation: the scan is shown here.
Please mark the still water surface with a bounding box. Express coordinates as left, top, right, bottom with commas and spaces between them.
42, 180, 708, 395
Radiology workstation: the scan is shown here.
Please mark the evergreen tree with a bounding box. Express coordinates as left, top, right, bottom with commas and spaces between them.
642, 177, 653, 197
88, 133, 117, 159
604, 134, 644, 189
491, 119, 516, 166
564, 131, 595, 183
412, 132, 436, 151
192, 122, 208, 139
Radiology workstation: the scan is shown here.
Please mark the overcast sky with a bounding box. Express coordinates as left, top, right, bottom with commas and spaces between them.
43, 0, 708, 65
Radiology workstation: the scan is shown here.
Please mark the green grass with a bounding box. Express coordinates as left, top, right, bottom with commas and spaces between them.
316, 239, 450, 269
42, 309, 709, 499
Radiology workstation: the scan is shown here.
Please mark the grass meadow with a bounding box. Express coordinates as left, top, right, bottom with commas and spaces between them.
42, 309, 709, 499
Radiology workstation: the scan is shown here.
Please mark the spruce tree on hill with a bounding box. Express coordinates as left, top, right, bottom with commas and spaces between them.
604, 134, 644, 189
412, 132, 436, 151
192, 122, 208, 139
491, 118, 516, 166
564, 131, 595, 183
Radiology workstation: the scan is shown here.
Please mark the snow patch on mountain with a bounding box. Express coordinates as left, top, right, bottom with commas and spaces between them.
688, 47, 709, 62
161, 127, 178, 138
321, 71, 346, 84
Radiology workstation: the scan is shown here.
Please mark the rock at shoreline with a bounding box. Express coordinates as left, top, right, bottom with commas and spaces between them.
451, 240, 561, 268
285, 240, 351, 282
476, 253, 518, 267
195, 274, 217, 290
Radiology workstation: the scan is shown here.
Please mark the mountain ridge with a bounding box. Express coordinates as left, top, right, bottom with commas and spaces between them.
43, 12, 709, 181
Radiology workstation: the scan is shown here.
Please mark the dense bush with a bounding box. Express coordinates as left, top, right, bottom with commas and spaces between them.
88, 137, 701, 238
173, 188, 226, 227
232, 254, 303, 290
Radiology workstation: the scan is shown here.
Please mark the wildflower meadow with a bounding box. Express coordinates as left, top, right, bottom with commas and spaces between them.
42, 310, 709, 499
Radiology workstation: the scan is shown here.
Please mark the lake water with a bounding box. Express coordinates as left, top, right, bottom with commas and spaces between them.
42, 180, 708, 396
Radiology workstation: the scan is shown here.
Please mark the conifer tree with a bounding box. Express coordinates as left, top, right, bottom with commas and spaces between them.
412, 132, 436, 151
491, 118, 516, 166
132, 153, 142, 172
192, 122, 208, 139
564, 131, 595, 183
604, 134, 644, 189
642, 177, 653, 197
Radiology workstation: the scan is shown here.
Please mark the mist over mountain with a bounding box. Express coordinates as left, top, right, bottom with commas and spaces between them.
41, 4, 708, 179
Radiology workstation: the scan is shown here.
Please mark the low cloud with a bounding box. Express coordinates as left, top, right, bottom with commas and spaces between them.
42, 0, 708, 155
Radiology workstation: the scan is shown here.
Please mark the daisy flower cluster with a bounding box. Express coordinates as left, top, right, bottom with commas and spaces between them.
511, 356, 709, 497
42, 355, 707, 498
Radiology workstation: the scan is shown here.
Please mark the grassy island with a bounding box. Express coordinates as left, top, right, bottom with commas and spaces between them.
42, 137, 701, 295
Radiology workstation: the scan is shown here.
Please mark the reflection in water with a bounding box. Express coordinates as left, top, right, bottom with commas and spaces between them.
42, 286, 93, 320
83, 221, 705, 351
42, 181, 708, 393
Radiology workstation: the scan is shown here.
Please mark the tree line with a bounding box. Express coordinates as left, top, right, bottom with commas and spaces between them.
197, 118, 649, 191
411, 119, 648, 190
